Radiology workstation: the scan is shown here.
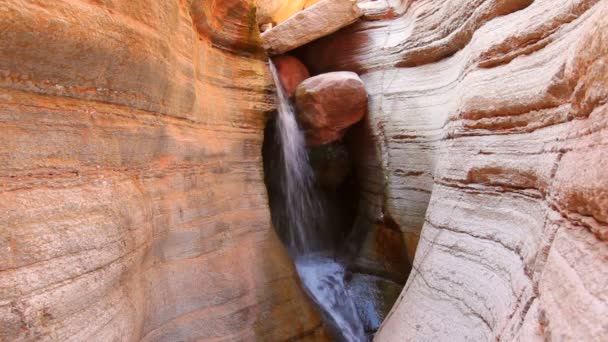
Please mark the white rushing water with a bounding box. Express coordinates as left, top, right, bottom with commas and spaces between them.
296, 255, 367, 341
269, 60, 322, 255
269, 60, 367, 341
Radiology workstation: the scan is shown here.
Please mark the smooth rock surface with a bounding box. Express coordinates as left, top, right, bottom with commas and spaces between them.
296, 0, 608, 340
261, 0, 363, 55
0, 0, 327, 341
295, 72, 369, 145
2, 0, 607, 340
272, 55, 310, 97
256, 0, 323, 25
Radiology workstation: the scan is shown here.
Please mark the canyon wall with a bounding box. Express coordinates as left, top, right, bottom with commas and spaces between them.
296, 0, 608, 340
2, 0, 607, 341
0, 1, 326, 341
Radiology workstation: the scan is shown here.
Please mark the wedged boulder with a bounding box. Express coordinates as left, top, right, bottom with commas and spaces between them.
261, 0, 363, 55
295, 71, 368, 145
272, 55, 310, 97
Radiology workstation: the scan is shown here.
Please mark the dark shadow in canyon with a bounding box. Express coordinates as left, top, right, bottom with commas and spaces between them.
262, 111, 413, 338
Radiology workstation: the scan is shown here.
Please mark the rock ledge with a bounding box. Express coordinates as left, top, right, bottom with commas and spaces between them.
261, 0, 363, 55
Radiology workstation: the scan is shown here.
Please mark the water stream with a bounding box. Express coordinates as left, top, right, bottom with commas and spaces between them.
269, 60, 367, 341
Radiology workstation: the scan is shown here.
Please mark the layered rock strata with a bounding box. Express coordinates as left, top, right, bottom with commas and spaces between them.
2, 0, 607, 340
294, 0, 608, 340
0, 0, 326, 341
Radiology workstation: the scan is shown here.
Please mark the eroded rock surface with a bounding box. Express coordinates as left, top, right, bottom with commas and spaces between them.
0, 1, 327, 341
2, 0, 607, 340
295, 72, 368, 145
296, 0, 608, 340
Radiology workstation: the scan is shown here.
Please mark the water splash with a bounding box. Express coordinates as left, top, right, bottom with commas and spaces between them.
269, 60, 367, 341
296, 255, 367, 341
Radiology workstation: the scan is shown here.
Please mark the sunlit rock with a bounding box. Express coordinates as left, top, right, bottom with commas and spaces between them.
261, 0, 363, 55
0, 0, 326, 341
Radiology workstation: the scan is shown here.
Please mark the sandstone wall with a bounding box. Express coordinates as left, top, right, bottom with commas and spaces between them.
256, 0, 322, 26
0, 1, 325, 341
297, 0, 608, 340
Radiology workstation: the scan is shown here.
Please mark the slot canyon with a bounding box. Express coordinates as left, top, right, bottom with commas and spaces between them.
1, 0, 607, 341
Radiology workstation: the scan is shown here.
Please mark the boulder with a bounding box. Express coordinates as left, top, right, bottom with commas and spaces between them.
295, 71, 368, 145
272, 55, 310, 97
261, 0, 363, 55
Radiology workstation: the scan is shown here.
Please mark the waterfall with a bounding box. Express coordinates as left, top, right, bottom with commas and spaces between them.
269, 60, 367, 342
269, 60, 322, 255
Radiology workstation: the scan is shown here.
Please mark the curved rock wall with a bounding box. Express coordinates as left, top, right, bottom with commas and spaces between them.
0, 1, 325, 341
2, 0, 606, 340
297, 0, 608, 340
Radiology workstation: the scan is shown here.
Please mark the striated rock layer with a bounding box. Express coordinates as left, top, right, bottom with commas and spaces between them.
296, 0, 608, 340
2, 0, 607, 340
0, 1, 327, 341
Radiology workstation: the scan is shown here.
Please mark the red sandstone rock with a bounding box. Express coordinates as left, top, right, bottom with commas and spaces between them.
0, 1, 327, 341
272, 55, 310, 97
2, 0, 607, 340
295, 72, 368, 145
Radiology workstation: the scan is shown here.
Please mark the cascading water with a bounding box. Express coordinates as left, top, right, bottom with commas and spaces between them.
268, 60, 367, 341
270, 60, 322, 255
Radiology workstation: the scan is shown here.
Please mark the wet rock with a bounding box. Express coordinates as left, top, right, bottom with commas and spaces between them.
351, 220, 413, 285
346, 273, 404, 334
295, 71, 368, 145
308, 143, 351, 187
272, 55, 310, 97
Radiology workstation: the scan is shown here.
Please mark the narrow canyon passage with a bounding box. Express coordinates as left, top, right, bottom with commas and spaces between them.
263, 59, 413, 340
1, 0, 607, 341
264, 60, 367, 340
